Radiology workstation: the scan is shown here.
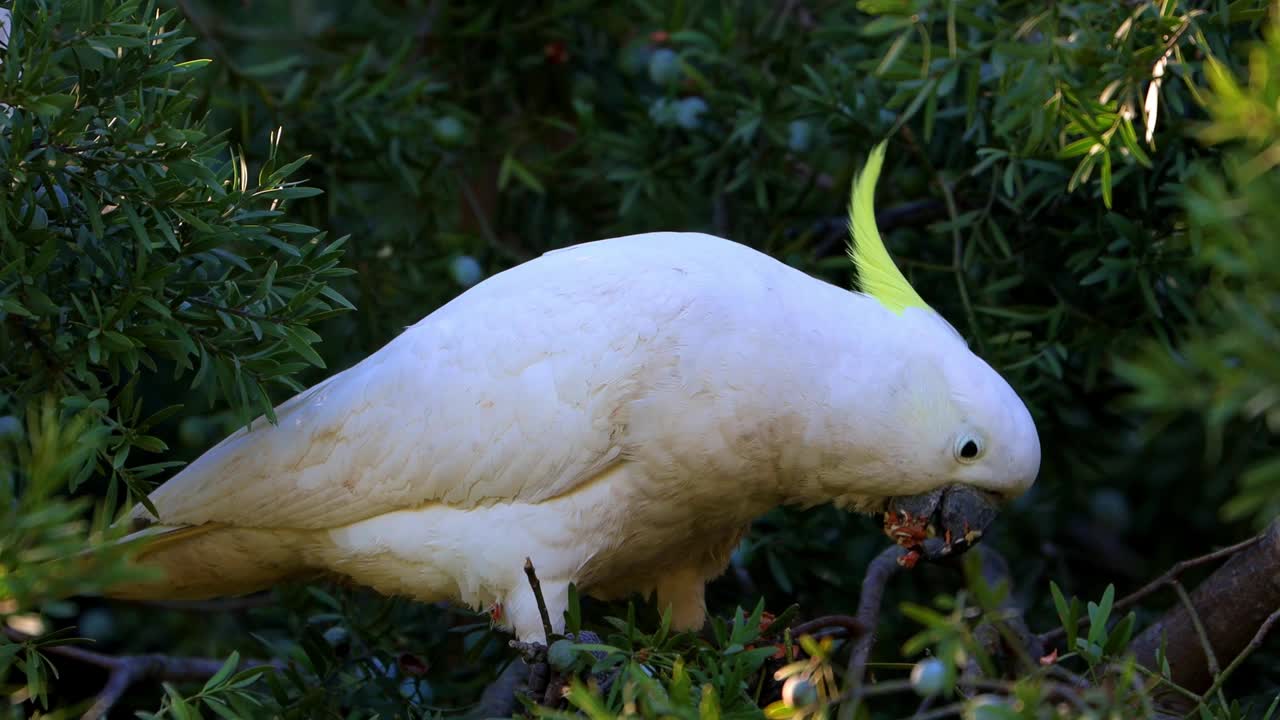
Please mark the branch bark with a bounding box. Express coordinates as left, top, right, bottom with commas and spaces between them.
1040, 531, 1264, 647
836, 545, 906, 720
1128, 517, 1280, 715
789, 615, 866, 640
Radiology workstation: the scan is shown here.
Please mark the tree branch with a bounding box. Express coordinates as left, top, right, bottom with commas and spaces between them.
3, 626, 282, 720
1186, 608, 1280, 717
837, 545, 906, 720
1127, 518, 1280, 715
1040, 530, 1265, 647
789, 615, 866, 640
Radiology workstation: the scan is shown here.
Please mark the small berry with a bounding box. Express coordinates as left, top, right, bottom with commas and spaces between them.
432, 116, 466, 146
0, 415, 22, 442
910, 658, 948, 696
544, 40, 569, 64
787, 120, 813, 152
449, 255, 484, 288
782, 677, 819, 708
648, 48, 682, 85
674, 96, 708, 130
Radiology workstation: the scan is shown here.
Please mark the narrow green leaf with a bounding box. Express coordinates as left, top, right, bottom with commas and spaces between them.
283, 327, 325, 368
202, 651, 239, 692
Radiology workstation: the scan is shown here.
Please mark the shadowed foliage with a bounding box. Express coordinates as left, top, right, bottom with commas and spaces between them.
1, 1, 1277, 717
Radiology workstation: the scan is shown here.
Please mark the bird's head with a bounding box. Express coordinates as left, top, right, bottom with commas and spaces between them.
835, 141, 1041, 563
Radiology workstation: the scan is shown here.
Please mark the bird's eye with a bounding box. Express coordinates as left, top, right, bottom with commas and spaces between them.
955, 436, 983, 463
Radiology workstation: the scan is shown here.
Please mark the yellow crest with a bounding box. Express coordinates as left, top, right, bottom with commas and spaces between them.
847, 142, 932, 314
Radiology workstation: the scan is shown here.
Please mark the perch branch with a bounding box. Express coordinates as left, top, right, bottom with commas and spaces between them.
523, 557, 556, 644
2, 626, 281, 720
837, 545, 906, 720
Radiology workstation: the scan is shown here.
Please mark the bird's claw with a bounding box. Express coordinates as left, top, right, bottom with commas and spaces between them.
508, 631, 608, 706
508, 639, 549, 666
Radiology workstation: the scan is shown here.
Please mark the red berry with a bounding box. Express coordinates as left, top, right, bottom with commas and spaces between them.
544, 41, 569, 64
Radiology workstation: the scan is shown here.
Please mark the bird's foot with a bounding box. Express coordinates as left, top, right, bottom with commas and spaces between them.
507, 631, 609, 708
508, 638, 548, 666
506, 638, 552, 704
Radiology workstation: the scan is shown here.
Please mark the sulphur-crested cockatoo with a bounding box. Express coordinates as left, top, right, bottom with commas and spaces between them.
110, 142, 1040, 641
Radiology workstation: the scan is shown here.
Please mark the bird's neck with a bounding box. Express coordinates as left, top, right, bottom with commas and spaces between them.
765, 302, 922, 514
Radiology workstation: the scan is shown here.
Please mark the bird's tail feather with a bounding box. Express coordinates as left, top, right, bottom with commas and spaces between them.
102, 523, 315, 600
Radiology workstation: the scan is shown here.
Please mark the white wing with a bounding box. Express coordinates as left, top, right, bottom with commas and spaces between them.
135, 233, 755, 530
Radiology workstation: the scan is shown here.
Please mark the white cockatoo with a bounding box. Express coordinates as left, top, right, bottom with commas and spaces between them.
110, 142, 1040, 641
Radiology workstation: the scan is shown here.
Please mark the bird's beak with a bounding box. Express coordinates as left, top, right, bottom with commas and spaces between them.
882, 484, 1002, 565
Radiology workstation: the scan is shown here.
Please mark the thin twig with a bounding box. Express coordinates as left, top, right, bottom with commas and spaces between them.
907, 700, 969, 720
939, 176, 984, 355
838, 673, 1087, 717
1170, 580, 1221, 688
1040, 533, 1263, 646
183, 296, 284, 323
910, 693, 936, 719
524, 557, 556, 644
3, 627, 281, 720
1184, 608, 1280, 719
790, 615, 866, 640
1131, 663, 1203, 703
964, 677, 1092, 715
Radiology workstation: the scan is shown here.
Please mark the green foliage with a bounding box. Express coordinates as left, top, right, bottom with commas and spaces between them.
0, 398, 140, 609
135, 652, 273, 720
0, 0, 353, 714
535, 600, 786, 720
1118, 8, 1280, 528
0, 0, 1277, 717
0, 0, 352, 507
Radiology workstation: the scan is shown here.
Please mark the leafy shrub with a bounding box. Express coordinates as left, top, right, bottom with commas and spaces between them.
1, 0, 1276, 717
